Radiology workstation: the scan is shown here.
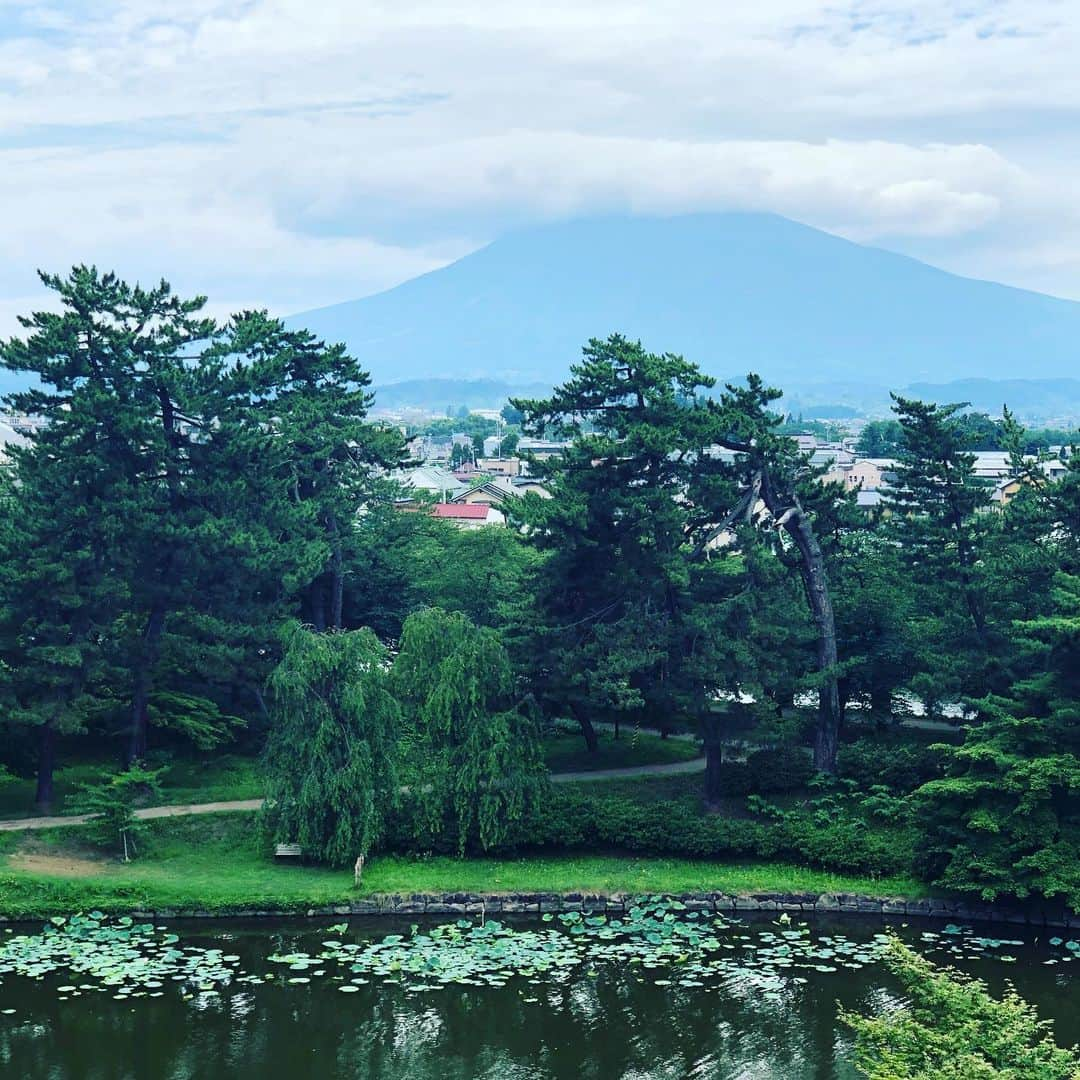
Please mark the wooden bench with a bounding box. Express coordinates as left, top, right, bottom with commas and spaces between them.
274, 843, 302, 860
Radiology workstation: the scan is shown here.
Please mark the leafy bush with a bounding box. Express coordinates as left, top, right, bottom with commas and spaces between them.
383, 785, 913, 876
745, 745, 816, 793
713, 762, 753, 797
839, 737, 941, 792
709, 745, 816, 799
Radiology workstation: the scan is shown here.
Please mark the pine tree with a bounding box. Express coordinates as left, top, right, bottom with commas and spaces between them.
914, 572, 1080, 906
0, 465, 120, 809
211, 312, 405, 632
1, 268, 226, 763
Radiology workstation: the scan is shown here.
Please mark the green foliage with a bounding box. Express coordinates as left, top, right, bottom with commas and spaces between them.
885, 395, 1001, 706
510, 335, 836, 789
913, 573, 1080, 907
839, 736, 944, 793
710, 745, 817, 797
422, 414, 501, 440
262, 623, 400, 866
393, 608, 547, 853
842, 938, 1080, 1079
71, 765, 163, 860
854, 419, 905, 457
0, 270, 401, 791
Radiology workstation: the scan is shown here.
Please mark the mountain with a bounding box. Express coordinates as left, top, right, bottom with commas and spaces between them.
904, 378, 1080, 422
370, 377, 551, 413
289, 213, 1080, 391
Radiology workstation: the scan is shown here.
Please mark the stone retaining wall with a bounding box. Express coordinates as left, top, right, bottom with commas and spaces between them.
122, 891, 1080, 928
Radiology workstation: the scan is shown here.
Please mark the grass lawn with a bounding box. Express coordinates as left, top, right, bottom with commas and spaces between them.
542, 729, 700, 773
0, 813, 927, 919
0, 754, 266, 820
0, 759, 113, 820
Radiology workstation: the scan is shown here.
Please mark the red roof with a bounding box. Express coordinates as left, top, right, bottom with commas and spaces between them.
433, 503, 489, 519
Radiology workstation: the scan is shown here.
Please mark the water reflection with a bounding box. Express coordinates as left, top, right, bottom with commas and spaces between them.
0, 914, 1073, 1080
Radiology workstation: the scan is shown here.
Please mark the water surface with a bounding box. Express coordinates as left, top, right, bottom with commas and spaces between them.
0, 913, 1075, 1080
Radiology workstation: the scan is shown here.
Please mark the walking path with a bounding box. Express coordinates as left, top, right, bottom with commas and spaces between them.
0, 758, 706, 833
0, 713, 954, 835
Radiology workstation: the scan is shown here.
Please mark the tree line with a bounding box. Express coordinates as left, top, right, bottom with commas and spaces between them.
0, 269, 1078, 905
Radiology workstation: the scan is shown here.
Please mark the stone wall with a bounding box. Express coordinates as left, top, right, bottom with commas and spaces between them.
134, 891, 1080, 928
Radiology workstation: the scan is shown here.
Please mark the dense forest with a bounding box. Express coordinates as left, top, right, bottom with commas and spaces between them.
1, 268, 1078, 911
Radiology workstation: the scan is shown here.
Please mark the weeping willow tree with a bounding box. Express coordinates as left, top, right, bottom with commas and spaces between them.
393, 608, 547, 853
262, 622, 400, 866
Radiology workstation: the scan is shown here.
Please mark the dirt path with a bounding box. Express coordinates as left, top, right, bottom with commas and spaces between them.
0, 761, 706, 833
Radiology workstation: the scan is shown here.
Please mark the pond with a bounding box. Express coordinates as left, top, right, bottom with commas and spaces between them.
0, 906, 1076, 1079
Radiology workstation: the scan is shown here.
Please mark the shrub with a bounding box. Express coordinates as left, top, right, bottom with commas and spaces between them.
713, 762, 752, 797
71, 765, 164, 861
381, 784, 914, 877
745, 745, 816, 793
838, 737, 941, 792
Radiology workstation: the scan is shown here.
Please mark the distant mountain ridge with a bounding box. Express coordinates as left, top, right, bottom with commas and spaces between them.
904, 378, 1080, 420
289, 212, 1080, 391
371, 377, 550, 412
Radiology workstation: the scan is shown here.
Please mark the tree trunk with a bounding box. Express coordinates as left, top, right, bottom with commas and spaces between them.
305, 578, 327, 633
327, 513, 345, 631
870, 684, 893, 723
35, 719, 56, 812
701, 713, 725, 810
569, 704, 599, 753
128, 603, 165, 764
774, 498, 842, 775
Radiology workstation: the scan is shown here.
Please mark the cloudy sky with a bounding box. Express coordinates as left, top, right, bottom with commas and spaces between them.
1, 0, 1078, 334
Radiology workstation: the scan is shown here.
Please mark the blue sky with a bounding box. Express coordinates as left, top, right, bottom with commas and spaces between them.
0, 0, 1078, 333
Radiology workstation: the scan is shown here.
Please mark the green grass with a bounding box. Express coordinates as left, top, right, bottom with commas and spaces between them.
0, 759, 113, 820
0, 813, 928, 919
542, 730, 700, 773
0, 754, 265, 820
150, 756, 264, 806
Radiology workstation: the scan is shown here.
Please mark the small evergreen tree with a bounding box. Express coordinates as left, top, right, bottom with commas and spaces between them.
72, 765, 163, 861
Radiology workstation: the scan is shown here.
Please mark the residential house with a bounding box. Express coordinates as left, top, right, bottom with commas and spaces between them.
476, 456, 521, 477
509, 476, 552, 498
823, 457, 899, 491
855, 489, 885, 513
392, 465, 467, 507
971, 452, 1013, 481
516, 437, 571, 475
431, 503, 505, 529
453, 477, 517, 507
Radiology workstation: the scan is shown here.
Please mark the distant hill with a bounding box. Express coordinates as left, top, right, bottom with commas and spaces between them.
289, 213, 1080, 390
371, 377, 551, 413
904, 378, 1080, 422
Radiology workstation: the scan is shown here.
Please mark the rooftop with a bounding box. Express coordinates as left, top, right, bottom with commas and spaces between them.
432, 503, 491, 519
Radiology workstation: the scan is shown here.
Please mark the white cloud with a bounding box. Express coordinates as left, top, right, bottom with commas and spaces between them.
0, 0, 1079, 334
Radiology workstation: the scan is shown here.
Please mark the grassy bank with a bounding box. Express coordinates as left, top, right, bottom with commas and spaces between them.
0, 814, 926, 919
